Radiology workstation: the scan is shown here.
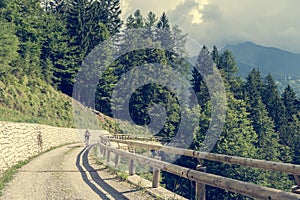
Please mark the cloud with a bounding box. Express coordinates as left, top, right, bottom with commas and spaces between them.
120, 0, 131, 16
168, 0, 300, 53
120, 0, 300, 53
120, 0, 185, 19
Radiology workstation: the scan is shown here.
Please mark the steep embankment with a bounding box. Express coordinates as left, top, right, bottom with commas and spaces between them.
0, 72, 120, 132
0, 73, 74, 127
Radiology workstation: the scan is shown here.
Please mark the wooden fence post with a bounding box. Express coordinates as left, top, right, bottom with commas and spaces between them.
115, 154, 121, 167
103, 149, 106, 157
129, 159, 135, 175
99, 145, 102, 155
195, 165, 206, 200
152, 156, 161, 188
292, 175, 300, 194
106, 150, 111, 162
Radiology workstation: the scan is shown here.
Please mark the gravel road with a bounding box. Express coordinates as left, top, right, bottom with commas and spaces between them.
0, 144, 154, 200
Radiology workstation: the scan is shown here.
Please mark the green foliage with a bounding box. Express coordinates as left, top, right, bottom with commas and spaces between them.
0, 1, 299, 198
243, 69, 288, 161
168, 46, 296, 199
139, 172, 153, 182
157, 12, 170, 29
0, 0, 122, 97
116, 171, 129, 181
290, 114, 300, 164
95, 10, 190, 138
97, 0, 122, 36
219, 49, 238, 75
0, 73, 74, 127
262, 74, 286, 132
202, 94, 257, 200
211, 45, 220, 66
282, 85, 298, 121
64, 0, 110, 58
145, 12, 158, 28
0, 20, 19, 73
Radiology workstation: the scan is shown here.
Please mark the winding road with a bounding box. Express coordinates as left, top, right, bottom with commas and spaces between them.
0, 144, 154, 200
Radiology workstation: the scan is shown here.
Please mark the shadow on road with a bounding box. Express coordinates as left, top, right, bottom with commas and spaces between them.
76, 145, 130, 200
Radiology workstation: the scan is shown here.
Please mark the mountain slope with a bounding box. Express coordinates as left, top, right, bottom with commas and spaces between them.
223, 42, 300, 94
224, 41, 300, 76
0, 73, 73, 127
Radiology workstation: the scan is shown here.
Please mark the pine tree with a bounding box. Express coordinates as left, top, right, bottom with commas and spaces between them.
124, 9, 144, 29
190, 46, 214, 151
282, 85, 298, 121
262, 74, 286, 131
204, 93, 257, 200
218, 49, 242, 95
98, 0, 122, 36
0, 19, 19, 74
195, 46, 213, 74
190, 46, 211, 106
219, 50, 238, 75
285, 114, 300, 163
133, 9, 143, 28
56, 0, 110, 95
39, 12, 66, 84
211, 45, 220, 67
97, 10, 189, 139
157, 12, 170, 29
243, 69, 263, 104
64, 0, 108, 59
156, 12, 172, 50
144, 11, 158, 28
281, 85, 299, 151
125, 15, 135, 29
191, 67, 202, 100
171, 25, 188, 56
1, 0, 46, 77
243, 69, 285, 161
242, 70, 293, 190
261, 74, 289, 149
288, 114, 300, 164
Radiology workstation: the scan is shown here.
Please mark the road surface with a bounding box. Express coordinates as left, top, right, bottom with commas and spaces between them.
1, 144, 154, 200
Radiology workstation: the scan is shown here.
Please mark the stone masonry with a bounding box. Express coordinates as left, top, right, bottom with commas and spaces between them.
0, 121, 81, 173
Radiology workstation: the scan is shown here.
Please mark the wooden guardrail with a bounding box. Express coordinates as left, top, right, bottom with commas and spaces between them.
104, 135, 300, 196
106, 134, 170, 142
107, 138, 300, 175
97, 140, 300, 200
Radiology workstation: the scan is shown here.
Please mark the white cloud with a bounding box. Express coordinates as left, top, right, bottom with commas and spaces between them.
120, 0, 131, 16
120, 0, 185, 19
188, 0, 209, 24
184, 0, 300, 52
121, 0, 300, 53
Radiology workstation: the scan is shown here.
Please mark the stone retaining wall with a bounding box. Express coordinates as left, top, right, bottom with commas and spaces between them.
0, 121, 81, 173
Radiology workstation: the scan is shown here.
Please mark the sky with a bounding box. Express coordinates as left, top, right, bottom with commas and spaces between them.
120, 0, 300, 54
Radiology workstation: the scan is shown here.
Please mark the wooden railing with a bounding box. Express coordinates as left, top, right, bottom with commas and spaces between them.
98, 135, 300, 200
108, 137, 300, 175
106, 134, 171, 142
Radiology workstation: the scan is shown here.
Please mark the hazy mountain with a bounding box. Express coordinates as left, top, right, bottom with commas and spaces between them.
224, 41, 300, 76
223, 41, 300, 94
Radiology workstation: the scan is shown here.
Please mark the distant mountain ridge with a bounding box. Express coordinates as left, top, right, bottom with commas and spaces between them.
223, 41, 300, 77
189, 41, 300, 95
220, 41, 300, 95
